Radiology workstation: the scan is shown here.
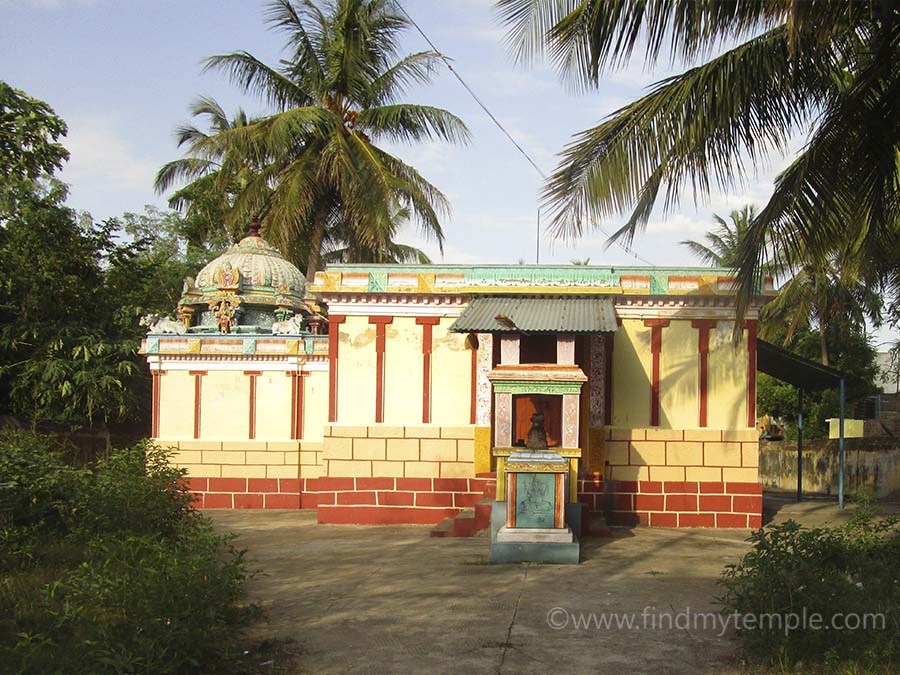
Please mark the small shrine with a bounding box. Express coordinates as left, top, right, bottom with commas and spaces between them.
487, 345, 590, 563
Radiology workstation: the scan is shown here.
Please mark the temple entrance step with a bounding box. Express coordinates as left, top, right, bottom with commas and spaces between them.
430, 475, 496, 537
475, 472, 497, 501
588, 511, 613, 537
429, 503, 493, 538
430, 518, 455, 537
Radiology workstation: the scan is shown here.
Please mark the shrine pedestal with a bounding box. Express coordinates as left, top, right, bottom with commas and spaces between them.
489, 450, 581, 564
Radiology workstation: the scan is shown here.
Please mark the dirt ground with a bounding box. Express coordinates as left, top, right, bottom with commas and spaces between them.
210, 496, 870, 674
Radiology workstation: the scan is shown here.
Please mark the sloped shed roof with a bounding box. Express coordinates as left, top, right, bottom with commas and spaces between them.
449, 295, 618, 334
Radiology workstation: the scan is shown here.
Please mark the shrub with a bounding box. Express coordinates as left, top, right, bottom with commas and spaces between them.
75, 440, 194, 538
0, 431, 254, 674
0, 429, 85, 533
720, 509, 900, 671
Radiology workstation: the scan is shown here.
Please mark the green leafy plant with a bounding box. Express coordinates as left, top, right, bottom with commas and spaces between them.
0, 431, 254, 674
720, 511, 899, 671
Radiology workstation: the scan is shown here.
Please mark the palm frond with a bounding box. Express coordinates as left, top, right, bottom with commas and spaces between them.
541, 25, 833, 242
356, 104, 471, 144
154, 158, 220, 195
204, 51, 311, 110
368, 51, 443, 105
496, 0, 788, 88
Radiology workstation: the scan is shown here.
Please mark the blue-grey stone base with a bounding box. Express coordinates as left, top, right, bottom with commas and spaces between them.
489, 501, 581, 564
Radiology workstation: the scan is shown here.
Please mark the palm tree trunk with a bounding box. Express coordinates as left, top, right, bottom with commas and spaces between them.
305, 215, 327, 281
819, 325, 830, 367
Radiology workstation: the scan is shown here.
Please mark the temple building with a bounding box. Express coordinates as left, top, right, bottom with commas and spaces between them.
142, 227, 771, 535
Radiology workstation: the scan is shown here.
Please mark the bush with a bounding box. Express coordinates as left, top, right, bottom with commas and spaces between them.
719, 508, 900, 671
0, 430, 84, 534
75, 440, 194, 538
0, 430, 254, 674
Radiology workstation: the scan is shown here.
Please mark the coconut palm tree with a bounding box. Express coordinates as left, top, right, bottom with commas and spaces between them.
496, 0, 900, 320
762, 245, 882, 366
681, 206, 757, 268
154, 97, 262, 247
683, 207, 882, 365
322, 204, 432, 263
170, 0, 469, 279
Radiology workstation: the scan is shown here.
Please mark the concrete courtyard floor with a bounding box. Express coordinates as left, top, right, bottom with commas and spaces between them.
210, 497, 870, 674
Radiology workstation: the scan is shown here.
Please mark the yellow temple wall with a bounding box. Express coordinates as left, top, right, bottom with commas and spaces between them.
430, 318, 473, 426
593, 427, 759, 483
659, 320, 699, 428
611, 320, 653, 428
609, 318, 749, 432
200, 370, 249, 439
708, 323, 749, 430
254, 371, 292, 440
302, 369, 329, 442
157, 370, 194, 438
321, 424, 476, 479
152, 364, 330, 491
336, 315, 377, 425
334, 314, 473, 427
383, 317, 424, 425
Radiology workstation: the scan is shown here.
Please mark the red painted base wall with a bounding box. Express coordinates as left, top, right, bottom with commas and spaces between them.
577, 478, 762, 528
186, 477, 763, 528
186, 476, 491, 525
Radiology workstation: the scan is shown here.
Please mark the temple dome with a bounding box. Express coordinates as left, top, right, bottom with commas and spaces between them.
194, 233, 306, 296
176, 225, 311, 332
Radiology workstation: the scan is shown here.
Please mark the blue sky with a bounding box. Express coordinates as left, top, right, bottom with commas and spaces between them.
3, 0, 791, 267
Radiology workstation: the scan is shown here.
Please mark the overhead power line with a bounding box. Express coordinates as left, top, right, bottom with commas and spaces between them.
394, 1, 656, 266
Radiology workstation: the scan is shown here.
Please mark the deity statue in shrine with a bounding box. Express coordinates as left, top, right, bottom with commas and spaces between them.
526, 410, 548, 450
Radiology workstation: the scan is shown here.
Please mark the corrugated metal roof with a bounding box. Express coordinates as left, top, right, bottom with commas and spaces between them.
449, 296, 618, 334
758, 339, 849, 391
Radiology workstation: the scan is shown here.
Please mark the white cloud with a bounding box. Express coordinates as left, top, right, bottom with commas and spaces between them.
59, 112, 167, 219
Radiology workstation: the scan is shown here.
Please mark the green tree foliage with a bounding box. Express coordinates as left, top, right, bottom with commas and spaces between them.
155, 97, 261, 247
756, 326, 879, 439
681, 206, 758, 268
0, 182, 135, 428
762, 244, 883, 366
0, 85, 215, 430
720, 513, 899, 670
0, 197, 220, 429
683, 206, 883, 366
159, 0, 470, 278
496, 1, 900, 322
0, 431, 252, 674
0, 82, 68, 183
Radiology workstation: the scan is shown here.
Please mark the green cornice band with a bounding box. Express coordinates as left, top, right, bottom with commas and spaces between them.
492, 380, 584, 395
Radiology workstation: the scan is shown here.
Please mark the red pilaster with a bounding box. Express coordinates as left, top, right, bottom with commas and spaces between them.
245, 371, 260, 439
416, 317, 440, 423
327, 315, 346, 423
745, 319, 758, 428
189, 371, 206, 439
643, 319, 670, 427
369, 316, 394, 423
691, 320, 717, 427
287, 371, 306, 440
295, 372, 305, 439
